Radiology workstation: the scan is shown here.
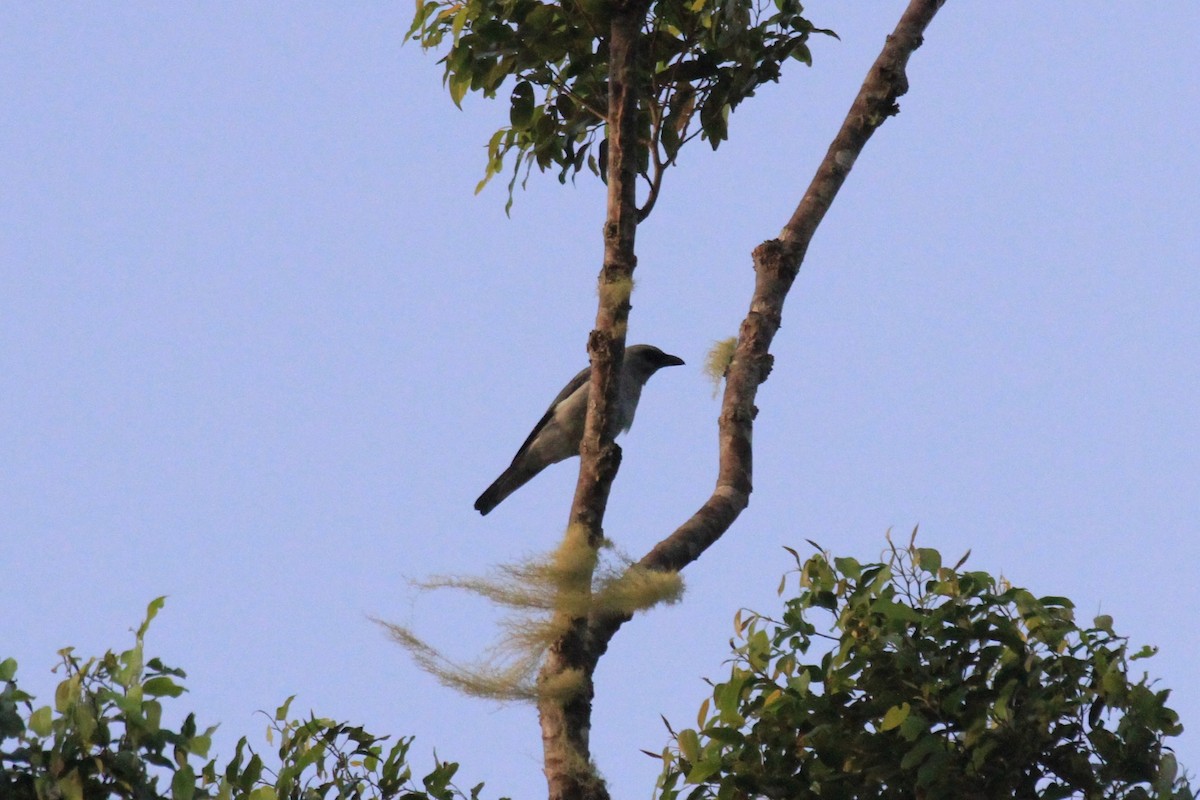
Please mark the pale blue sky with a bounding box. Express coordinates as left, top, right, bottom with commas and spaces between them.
3, 4, 1197, 798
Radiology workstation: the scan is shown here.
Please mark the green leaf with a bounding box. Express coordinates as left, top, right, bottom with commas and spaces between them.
118, 645, 145, 689
701, 726, 744, 746
833, 556, 861, 580
510, 81, 535, 130
915, 548, 941, 573
880, 702, 910, 731
686, 755, 723, 784
0, 658, 16, 681
696, 697, 710, 728
1040, 783, 1074, 800
55, 675, 77, 712
677, 728, 701, 763
900, 734, 943, 770
275, 695, 295, 722
145, 699, 163, 731
144, 676, 186, 697
1130, 644, 1158, 660
450, 4, 468, 42
1155, 752, 1179, 794
190, 733, 212, 759
898, 710, 927, 742
56, 771, 83, 800
243, 753, 265, 787
172, 763, 196, 800
870, 596, 922, 624
29, 705, 53, 737
138, 596, 167, 639
449, 72, 470, 108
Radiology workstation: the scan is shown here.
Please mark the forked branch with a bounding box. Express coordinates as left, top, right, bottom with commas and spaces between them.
588, 0, 948, 658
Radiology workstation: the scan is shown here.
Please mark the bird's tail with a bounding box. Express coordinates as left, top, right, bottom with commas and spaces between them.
474, 459, 544, 515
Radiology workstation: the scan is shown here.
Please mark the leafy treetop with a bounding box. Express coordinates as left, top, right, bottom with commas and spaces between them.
654, 538, 1192, 800
406, 0, 833, 212
0, 598, 500, 800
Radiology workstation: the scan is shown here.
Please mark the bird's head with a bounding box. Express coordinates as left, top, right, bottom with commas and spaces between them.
625, 344, 685, 377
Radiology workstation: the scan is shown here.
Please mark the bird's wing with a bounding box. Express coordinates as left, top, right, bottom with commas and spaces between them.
505, 364, 591, 467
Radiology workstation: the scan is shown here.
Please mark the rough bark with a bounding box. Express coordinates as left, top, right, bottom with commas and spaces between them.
570, 3, 646, 539
587, 0, 948, 660
537, 5, 649, 800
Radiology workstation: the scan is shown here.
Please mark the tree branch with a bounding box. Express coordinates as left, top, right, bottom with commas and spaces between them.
537, 3, 651, 800
587, 0, 948, 658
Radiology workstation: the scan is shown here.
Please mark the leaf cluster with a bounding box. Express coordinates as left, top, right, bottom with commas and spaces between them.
0, 599, 500, 800
406, 0, 833, 210
653, 539, 1193, 800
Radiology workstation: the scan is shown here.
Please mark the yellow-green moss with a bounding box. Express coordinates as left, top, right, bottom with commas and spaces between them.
595, 565, 684, 615
597, 275, 635, 308
704, 337, 737, 396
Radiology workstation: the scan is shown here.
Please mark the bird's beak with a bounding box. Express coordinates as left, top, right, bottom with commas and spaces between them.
662, 353, 685, 368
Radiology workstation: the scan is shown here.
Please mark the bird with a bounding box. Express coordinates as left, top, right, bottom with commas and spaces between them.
474, 344, 685, 515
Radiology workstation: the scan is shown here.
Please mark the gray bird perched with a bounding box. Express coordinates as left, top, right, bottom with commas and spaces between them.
474, 344, 684, 515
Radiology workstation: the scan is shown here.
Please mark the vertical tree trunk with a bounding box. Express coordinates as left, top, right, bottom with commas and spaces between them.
537, 6, 646, 800
573, 1, 645, 534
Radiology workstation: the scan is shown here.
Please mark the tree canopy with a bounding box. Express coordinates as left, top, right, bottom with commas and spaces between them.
0, 599, 494, 800
407, 0, 833, 212
655, 540, 1192, 800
